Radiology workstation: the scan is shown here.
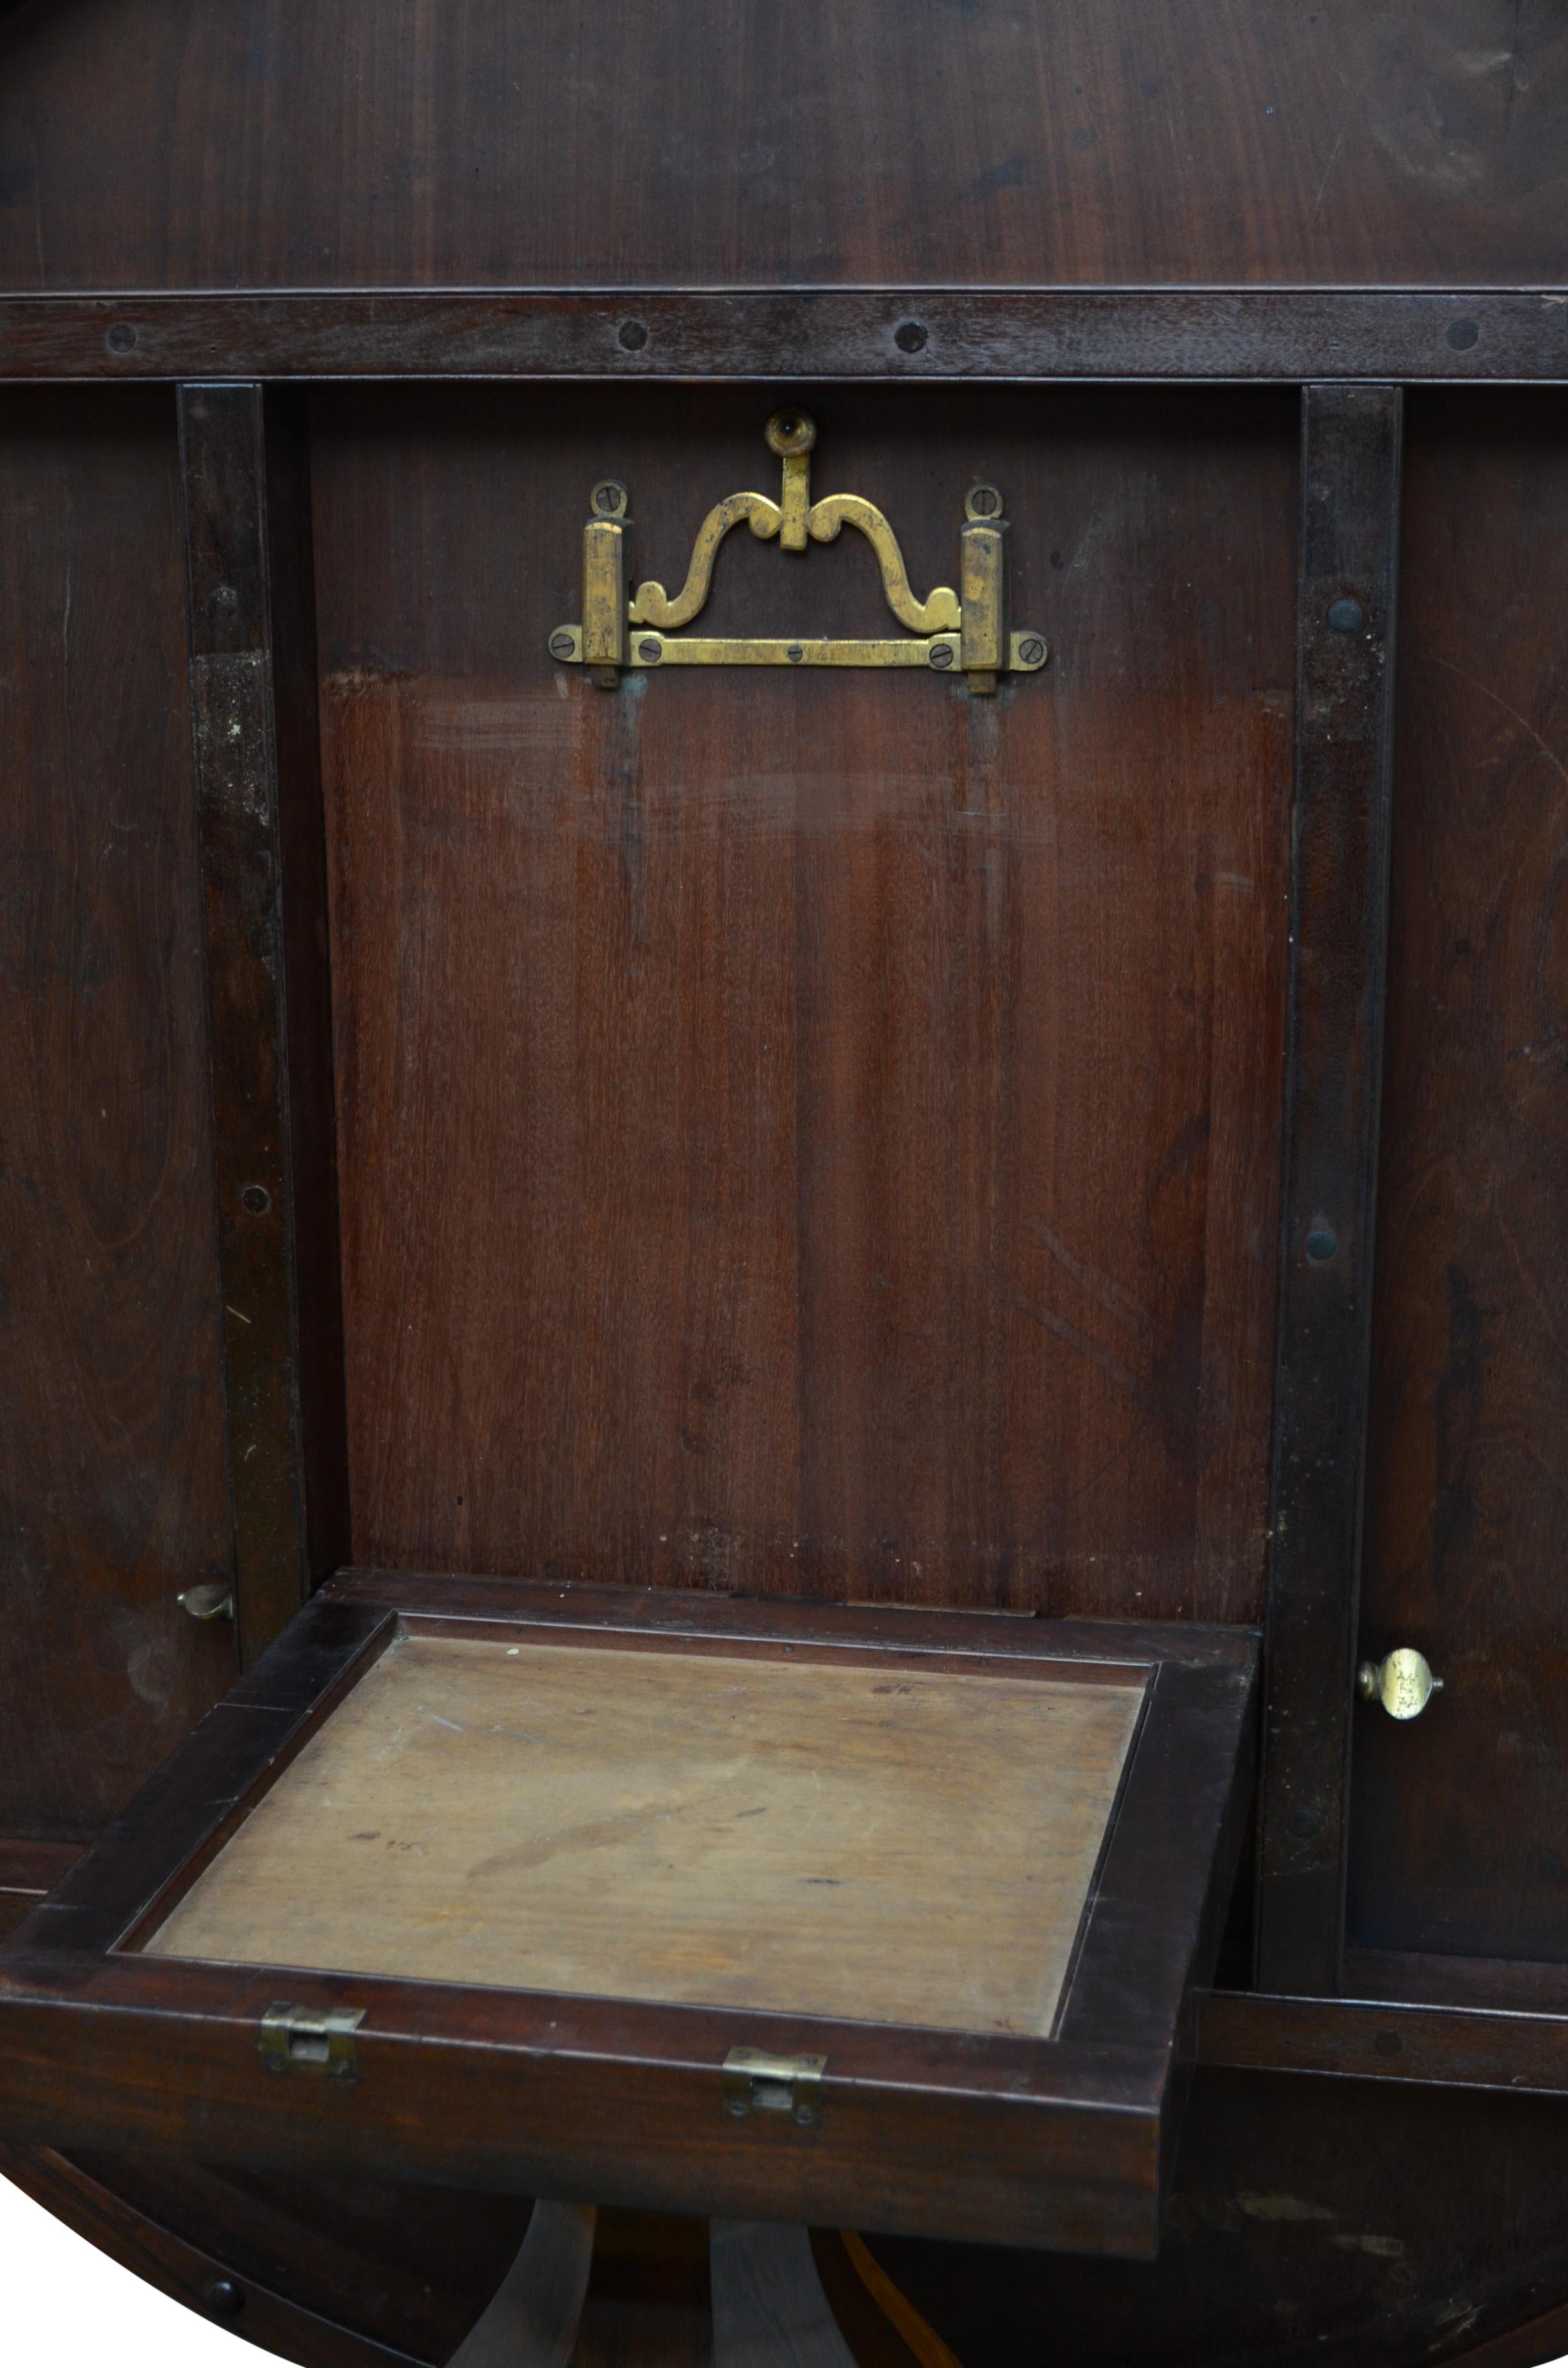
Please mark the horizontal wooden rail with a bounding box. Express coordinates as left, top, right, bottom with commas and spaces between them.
1199, 1984, 1568, 2101
3, 288, 1568, 382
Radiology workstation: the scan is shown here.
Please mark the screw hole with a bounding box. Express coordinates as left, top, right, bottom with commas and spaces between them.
1305, 1226, 1337, 1264
105, 322, 138, 354
894, 320, 929, 354
241, 1184, 272, 1215
1445, 318, 1481, 352
618, 318, 649, 351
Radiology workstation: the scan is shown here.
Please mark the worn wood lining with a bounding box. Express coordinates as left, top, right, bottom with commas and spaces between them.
144, 1632, 1145, 2036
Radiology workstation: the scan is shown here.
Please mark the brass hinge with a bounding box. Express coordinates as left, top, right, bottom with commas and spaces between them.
259, 2003, 366, 2081
550, 409, 1049, 693
721, 2046, 828, 2129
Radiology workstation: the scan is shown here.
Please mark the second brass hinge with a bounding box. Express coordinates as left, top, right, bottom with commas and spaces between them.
259, 2003, 366, 2081
721, 2046, 828, 2128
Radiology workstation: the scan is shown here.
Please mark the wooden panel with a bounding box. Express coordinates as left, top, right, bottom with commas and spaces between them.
0, 388, 235, 1839
145, 1632, 1144, 2036
1256, 386, 1402, 1996
1348, 391, 1568, 1963
1, 1, 1567, 290
313, 384, 1294, 1618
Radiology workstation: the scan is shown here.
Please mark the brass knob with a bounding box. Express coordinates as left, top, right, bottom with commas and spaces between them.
178, 1581, 235, 1623
1357, 1648, 1442, 1720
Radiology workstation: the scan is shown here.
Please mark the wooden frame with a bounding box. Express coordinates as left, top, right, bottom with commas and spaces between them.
1, 288, 1567, 383
1255, 385, 1401, 1992
5, 281, 1566, 2134
0, 1577, 1259, 2257
179, 381, 348, 1666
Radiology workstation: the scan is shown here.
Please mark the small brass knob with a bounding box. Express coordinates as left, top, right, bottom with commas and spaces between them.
1357, 1648, 1442, 1720
178, 1581, 235, 1623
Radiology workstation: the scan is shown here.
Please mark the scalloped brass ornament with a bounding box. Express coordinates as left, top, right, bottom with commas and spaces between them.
550, 409, 1049, 692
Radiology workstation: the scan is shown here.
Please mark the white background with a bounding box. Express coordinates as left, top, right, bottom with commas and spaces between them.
3, 2162, 1566, 2367
0, 2168, 274, 2366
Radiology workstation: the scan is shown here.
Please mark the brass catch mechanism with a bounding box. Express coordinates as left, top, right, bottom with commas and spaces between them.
721, 2046, 828, 2129
1357, 1649, 1443, 1720
177, 1581, 234, 1623
259, 2003, 366, 2080
550, 409, 1049, 693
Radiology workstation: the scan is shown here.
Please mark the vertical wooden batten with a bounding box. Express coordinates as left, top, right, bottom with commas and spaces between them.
1255, 383, 1403, 1995
178, 382, 348, 1665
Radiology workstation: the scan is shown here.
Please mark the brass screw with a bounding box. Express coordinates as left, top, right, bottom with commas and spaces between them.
765, 408, 817, 457
549, 632, 576, 660
1017, 636, 1046, 666
638, 637, 662, 663
929, 643, 954, 670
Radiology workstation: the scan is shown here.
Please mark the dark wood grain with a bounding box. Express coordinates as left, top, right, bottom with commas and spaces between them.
325, 1569, 1260, 1673
15, 1593, 391, 1959
0, 1840, 81, 1945
867, 2068, 1568, 2368
1256, 386, 1402, 1995
3, 290, 1568, 386
2, 2, 1567, 292
574, 2212, 711, 2368
1347, 390, 1568, 1965
0, 1947, 1166, 2255
313, 383, 1292, 1621
180, 382, 348, 1666
1198, 1983, 1568, 2100
0, 388, 236, 1841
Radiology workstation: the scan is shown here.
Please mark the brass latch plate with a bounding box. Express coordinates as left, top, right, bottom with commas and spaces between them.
721, 2045, 828, 2128
259, 2002, 366, 2080
551, 409, 1049, 693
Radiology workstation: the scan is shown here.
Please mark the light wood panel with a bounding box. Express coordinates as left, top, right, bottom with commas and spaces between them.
145, 1633, 1145, 2036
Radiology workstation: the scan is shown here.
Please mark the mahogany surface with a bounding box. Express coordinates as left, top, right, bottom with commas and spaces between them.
0, 388, 235, 1842
1, 1, 1566, 291
3, 0, 1568, 2360
1351, 387, 1568, 1965
313, 382, 1292, 1622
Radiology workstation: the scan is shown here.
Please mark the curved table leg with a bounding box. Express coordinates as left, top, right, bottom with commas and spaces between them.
446, 2199, 598, 2368
710, 2221, 860, 2368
